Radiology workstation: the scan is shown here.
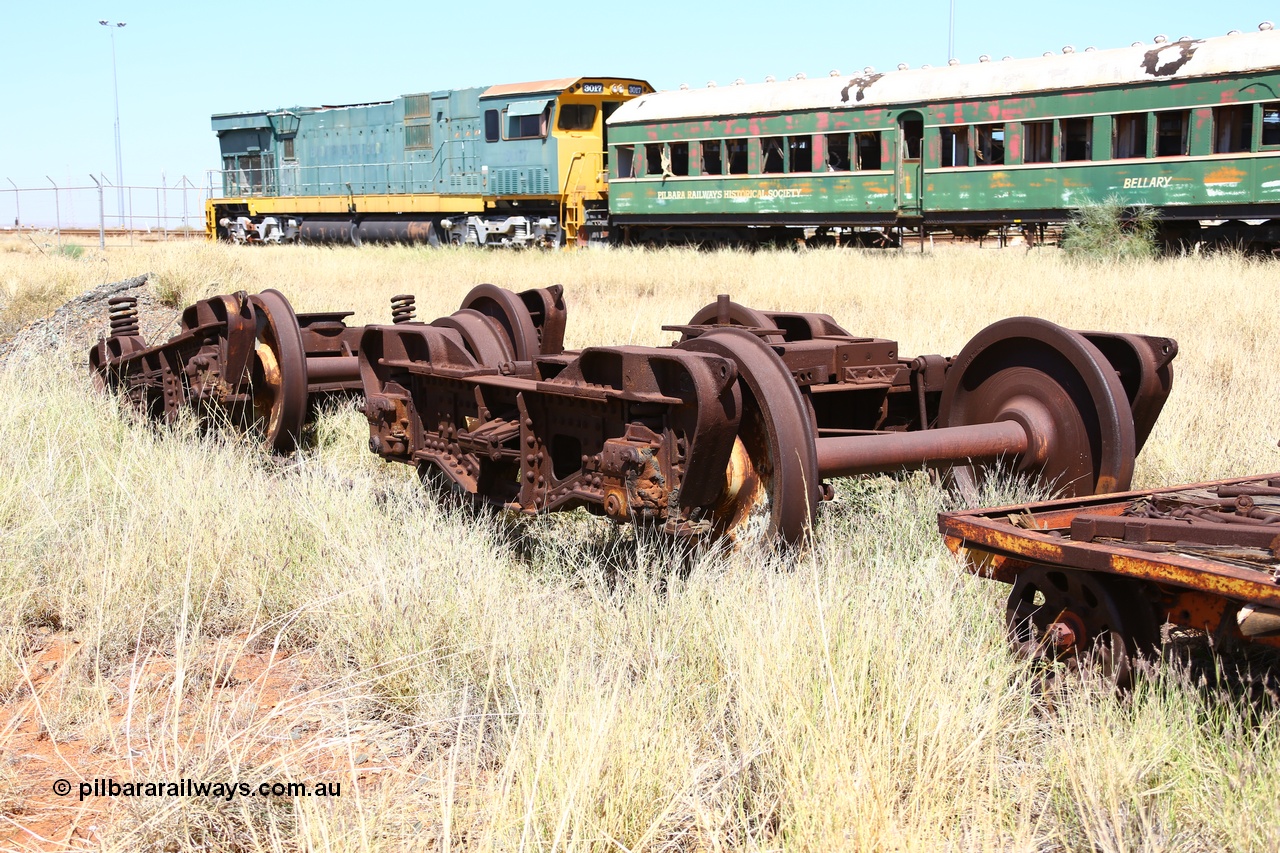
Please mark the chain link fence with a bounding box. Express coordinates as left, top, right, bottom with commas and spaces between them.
2, 175, 209, 246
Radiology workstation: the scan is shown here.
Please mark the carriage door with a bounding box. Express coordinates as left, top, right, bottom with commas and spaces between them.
896, 111, 924, 215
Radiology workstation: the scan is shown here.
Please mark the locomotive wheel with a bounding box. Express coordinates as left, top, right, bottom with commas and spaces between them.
247, 290, 308, 454
459, 283, 540, 361
1006, 566, 1159, 689
682, 298, 785, 342
679, 327, 818, 545
938, 317, 1135, 499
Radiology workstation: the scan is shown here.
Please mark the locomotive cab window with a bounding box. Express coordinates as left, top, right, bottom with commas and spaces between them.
1113, 113, 1147, 158
762, 137, 785, 173
484, 109, 499, 142
1155, 110, 1189, 157
702, 141, 723, 175
1024, 121, 1052, 163
669, 142, 689, 176
1262, 103, 1280, 146
1214, 105, 1253, 153
557, 104, 597, 132
616, 145, 635, 178
825, 134, 850, 171
505, 101, 551, 140
856, 132, 881, 170
974, 124, 1004, 165
727, 138, 748, 174
940, 126, 970, 167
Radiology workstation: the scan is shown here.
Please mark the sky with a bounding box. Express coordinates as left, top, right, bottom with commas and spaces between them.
1, 1, 1277, 226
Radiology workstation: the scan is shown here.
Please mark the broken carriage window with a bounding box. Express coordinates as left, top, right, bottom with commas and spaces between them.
702, 140, 723, 175
616, 145, 635, 178
974, 124, 1004, 165
762, 137, 785, 173
1113, 113, 1148, 158
1262, 103, 1280, 146
1061, 118, 1092, 161
940, 126, 970, 167
1155, 110, 1189, 157
1214, 105, 1254, 153
1024, 121, 1053, 163
727, 138, 748, 174
856, 132, 881, 170
825, 134, 850, 170
644, 144, 663, 176
788, 136, 812, 172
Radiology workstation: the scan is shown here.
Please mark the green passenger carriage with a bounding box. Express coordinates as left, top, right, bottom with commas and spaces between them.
605, 27, 1280, 247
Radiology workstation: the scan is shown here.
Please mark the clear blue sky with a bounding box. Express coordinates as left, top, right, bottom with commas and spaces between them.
2, 2, 1277, 194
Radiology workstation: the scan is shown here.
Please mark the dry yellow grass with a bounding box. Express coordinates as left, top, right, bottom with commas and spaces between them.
1, 238, 1279, 851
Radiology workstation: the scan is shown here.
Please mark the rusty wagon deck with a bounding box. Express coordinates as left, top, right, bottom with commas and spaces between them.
939, 474, 1280, 654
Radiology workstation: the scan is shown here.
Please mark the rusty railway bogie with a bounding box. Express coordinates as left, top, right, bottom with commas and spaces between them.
939, 474, 1280, 685
89, 289, 366, 453
361, 288, 1176, 544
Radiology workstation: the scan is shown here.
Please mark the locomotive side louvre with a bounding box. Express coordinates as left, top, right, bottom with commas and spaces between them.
207, 76, 652, 246
605, 29, 1280, 247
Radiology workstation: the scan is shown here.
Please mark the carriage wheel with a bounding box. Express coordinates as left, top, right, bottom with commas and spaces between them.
679, 327, 818, 545
247, 289, 308, 454
938, 317, 1135, 499
458, 283, 541, 361
1006, 566, 1159, 689
681, 298, 785, 342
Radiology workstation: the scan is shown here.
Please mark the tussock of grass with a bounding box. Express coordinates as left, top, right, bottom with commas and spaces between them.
2, 243, 1280, 850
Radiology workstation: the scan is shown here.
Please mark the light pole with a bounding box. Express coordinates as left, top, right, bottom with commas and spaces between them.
99, 20, 126, 229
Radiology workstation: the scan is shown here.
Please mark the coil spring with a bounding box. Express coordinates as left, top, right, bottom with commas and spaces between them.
108, 295, 140, 337
390, 294, 416, 324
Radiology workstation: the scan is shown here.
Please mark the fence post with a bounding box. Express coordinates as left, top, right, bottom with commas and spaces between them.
45, 177, 61, 249
5, 178, 17, 230
90, 174, 104, 249
182, 175, 191, 239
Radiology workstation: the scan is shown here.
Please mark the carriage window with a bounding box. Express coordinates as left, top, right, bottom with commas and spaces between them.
645, 144, 663, 176
825, 134, 850, 170
616, 145, 635, 178
701, 141, 723, 175
974, 124, 1004, 165
484, 110, 499, 142
1262, 103, 1280, 146
669, 142, 689, 176
1061, 118, 1092, 161
1214, 105, 1254, 153
1155, 110, 1189, 157
557, 104, 597, 131
1113, 113, 1147, 158
940, 126, 970, 167
788, 136, 812, 172
762, 137, 785, 173
1024, 121, 1053, 163
856, 132, 881, 170
727, 138, 748, 174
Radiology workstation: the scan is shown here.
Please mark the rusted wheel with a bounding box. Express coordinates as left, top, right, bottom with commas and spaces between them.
1006, 566, 1158, 689
88, 335, 148, 394
432, 309, 516, 367
682, 298, 785, 342
247, 289, 308, 454
938, 317, 1135, 499
459, 283, 540, 362
680, 327, 818, 545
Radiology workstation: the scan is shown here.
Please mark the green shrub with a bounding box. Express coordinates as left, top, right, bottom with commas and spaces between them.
1061, 197, 1158, 262
54, 242, 84, 260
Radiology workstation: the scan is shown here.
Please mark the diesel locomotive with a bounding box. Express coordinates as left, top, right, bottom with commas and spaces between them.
208, 77, 651, 246
208, 26, 1280, 249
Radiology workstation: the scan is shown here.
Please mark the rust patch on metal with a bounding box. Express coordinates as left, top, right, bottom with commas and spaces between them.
1141, 40, 1204, 77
